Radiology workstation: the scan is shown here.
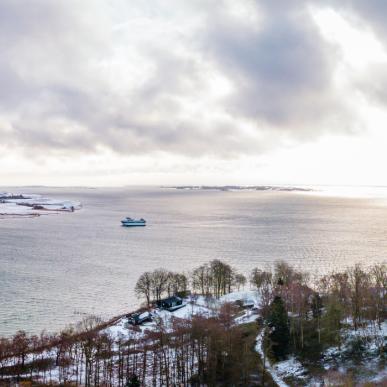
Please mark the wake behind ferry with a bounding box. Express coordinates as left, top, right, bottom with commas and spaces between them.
121, 217, 146, 227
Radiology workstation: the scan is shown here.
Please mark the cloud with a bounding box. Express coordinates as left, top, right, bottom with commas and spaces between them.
326, 1, 387, 108
335, 1, 387, 39
0, 0, 378, 161
200, 1, 352, 136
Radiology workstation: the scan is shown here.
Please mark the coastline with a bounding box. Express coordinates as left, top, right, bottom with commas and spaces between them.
0, 192, 81, 218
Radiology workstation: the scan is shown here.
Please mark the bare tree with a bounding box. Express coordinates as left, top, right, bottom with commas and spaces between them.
250, 268, 273, 317
151, 269, 170, 301
135, 271, 153, 307
233, 273, 247, 291
167, 272, 188, 296
191, 264, 212, 295
348, 264, 369, 331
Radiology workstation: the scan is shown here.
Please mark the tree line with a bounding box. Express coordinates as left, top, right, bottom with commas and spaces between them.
0, 309, 265, 386
0, 259, 385, 385
135, 259, 246, 306
251, 262, 386, 363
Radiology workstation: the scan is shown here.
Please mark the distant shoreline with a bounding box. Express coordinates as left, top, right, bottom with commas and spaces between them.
165, 185, 313, 192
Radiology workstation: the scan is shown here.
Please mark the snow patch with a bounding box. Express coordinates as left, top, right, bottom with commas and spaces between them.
274, 357, 306, 379
0, 193, 81, 217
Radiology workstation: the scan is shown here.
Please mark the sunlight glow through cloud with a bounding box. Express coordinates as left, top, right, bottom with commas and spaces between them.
311, 7, 387, 70
1, 1, 387, 186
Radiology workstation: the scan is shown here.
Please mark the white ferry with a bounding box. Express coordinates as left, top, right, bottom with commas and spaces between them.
121, 217, 146, 227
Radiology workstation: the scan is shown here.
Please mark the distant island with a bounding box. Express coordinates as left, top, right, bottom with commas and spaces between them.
0, 192, 81, 217
166, 185, 313, 192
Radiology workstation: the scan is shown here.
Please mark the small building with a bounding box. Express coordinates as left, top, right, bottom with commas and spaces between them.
242, 299, 255, 309
234, 298, 255, 309
127, 311, 152, 325
156, 296, 185, 311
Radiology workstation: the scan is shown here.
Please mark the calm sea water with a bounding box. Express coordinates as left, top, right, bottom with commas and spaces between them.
1, 186, 386, 336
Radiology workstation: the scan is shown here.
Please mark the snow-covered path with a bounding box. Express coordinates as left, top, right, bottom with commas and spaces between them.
255, 330, 289, 387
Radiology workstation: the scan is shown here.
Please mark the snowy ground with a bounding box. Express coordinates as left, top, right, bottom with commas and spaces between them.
255, 319, 386, 387
105, 291, 261, 338
0, 192, 81, 217
320, 321, 387, 385
104, 301, 214, 338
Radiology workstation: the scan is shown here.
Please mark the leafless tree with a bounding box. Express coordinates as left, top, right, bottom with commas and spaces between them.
134, 271, 153, 307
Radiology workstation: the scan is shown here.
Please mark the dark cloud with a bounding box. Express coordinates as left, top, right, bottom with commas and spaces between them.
201, 1, 349, 134
334, 1, 387, 38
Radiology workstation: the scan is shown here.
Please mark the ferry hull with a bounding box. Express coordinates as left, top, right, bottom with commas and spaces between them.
121, 222, 146, 227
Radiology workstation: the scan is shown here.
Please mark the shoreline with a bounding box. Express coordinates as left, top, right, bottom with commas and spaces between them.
0, 192, 81, 218
165, 185, 314, 192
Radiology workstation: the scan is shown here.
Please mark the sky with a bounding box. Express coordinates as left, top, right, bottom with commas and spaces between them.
1, 0, 387, 187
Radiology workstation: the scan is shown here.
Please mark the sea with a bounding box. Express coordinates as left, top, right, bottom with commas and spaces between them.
1, 186, 386, 337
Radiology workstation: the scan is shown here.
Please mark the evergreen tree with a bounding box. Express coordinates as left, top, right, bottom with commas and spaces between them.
323, 299, 343, 347
311, 292, 323, 344
311, 292, 323, 319
126, 374, 140, 387
265, 296, 290, 360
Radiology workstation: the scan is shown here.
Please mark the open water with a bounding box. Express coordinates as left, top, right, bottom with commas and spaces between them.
1, 186, 386, 336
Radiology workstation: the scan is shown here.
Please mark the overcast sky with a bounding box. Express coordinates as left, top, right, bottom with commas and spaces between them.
1, 0, 387, 186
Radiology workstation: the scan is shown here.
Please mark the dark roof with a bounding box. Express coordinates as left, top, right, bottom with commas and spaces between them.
161, 296, 182, 303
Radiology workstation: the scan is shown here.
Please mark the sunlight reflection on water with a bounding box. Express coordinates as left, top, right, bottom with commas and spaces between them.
0, 186, 386, 336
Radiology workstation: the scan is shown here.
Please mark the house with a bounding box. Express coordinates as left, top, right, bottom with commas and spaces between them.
127, 311, 152, 325
156, 296, 186, 311
234, 298, 255, 309
242, 299, 255, 308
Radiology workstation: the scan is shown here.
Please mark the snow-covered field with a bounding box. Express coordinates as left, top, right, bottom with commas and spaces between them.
0, 192, 81, 217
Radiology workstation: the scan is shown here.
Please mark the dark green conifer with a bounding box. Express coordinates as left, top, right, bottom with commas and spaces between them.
266, 295, 290, 360
126, 374, 140, 387
311, 292, 323, 319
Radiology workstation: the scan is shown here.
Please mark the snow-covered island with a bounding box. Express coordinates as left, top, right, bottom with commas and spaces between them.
0, 192, 81, 218
166, 185, 313, 192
